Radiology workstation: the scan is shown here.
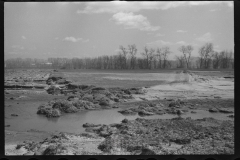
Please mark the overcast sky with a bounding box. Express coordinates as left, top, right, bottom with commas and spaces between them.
4, 1, 234, 60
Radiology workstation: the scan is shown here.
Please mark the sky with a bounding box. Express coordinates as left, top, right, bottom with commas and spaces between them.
4, 1, 234, 60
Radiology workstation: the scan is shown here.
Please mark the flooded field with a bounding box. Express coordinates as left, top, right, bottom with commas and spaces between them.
4, 69, 234, 155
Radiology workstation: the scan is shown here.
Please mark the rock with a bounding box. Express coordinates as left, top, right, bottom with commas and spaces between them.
83, 123, 102, 128
176, 110, 184, 115
42, 145, 58, 155
79, 84, 93, 91
46, 75, 66, 85
99, 131, 112, 137
228, 115, 234, 118
118, 109, 137, 115
52, 100, 76, 113
168, 99, 183, 108
37, 105, 50, 114
72, 100, 98, 110
122, 118, 129, 123
67, 95, 79, 101
46, 109, 61, 118
67, 83, 79, 90
10, 97, 15, 100
219, 108, 233, 113
186, 117, 191, 120
138, 110, 154, 116
209, 108, 218, 112
191, 111, 197, 113
46, 85, 62, 95
140, 147, 156, 155
85, 127, 96, 133
92, 87, 106, 91
11, 114, 18, 117
23, 151, 35, 155
214, 96, 221, 99
5, 125, 10, 127
170, 137, 191, 144
81, 94, 93, 102
113, 98, 120, 102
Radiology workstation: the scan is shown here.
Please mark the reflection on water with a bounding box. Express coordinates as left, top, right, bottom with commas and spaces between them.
5, 103, 233, 134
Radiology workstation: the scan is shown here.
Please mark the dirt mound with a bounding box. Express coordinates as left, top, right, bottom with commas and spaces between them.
97, 117, 233, 154
46, 75, 71, 85
171, 71, 209, 84
37, 99, 102, 117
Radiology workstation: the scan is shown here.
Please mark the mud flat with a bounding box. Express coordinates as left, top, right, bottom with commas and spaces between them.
7, 116, 233, 155
4, 69, 234, 155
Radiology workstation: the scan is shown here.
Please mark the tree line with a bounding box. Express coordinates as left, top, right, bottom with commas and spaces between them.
5, 43, 234, 69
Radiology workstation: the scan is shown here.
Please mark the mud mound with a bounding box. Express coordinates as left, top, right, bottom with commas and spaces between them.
171, 71, 209, 84
39, 86, 145, 117
97, 117, 233, 154
46, 75, 71, 85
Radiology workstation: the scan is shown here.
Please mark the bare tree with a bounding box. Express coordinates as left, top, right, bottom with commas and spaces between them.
148, 48, 155, 69
119, 45, 128, 69
142, 46, 150, 69
198, 43, 214, 69
141, 46, 155, 69
204, 43, 214, 69
212, 51, 221, 69
178, 45, 193, 69
162, 47, 171, 68
175, 55, 185, 68
128, 44, 137, 69
156, 48, 163, 69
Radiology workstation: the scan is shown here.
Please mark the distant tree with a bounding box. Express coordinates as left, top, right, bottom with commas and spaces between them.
178, 45, 193, 69
162, 46, 171, 68
119, 45, 128, 69
141, 46, 150, 69
141, 46, 155, 69
128, 44, 137, 69
148, 48, 155, 69
156, 48, 163, 69
175, 55, 185, 68
198, 43, 214, 69
212, 51, 221, 69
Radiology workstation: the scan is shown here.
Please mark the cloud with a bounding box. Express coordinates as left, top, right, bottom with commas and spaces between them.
155, 33, 165, 37
176, 41, 186, 45
177, 30, 187, 33
63, 37, 89, 43
12, 45, 24, 50
111, 12, 160, 31
196, 32, 213, 42
147, 40, 172, 47
77, 1, 232, 14
22, 36, 26, 39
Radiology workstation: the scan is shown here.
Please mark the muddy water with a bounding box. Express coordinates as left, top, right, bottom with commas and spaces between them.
5, 103, 233, 134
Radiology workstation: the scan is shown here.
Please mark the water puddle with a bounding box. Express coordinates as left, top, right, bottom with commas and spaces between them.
5, 105, 233, 134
